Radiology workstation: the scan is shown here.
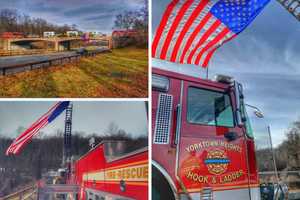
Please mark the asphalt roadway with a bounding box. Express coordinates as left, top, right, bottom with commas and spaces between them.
0, 51, 77, 68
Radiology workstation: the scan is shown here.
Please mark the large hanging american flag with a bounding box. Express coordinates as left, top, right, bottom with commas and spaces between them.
152, 0, 270, 68
6, 101, 70, 156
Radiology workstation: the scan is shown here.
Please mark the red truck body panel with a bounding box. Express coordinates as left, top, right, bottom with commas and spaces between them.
74, 143, 148, 200
152, 67, 259, 199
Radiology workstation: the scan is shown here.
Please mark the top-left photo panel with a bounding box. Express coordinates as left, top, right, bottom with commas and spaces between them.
0, 0, 148, 98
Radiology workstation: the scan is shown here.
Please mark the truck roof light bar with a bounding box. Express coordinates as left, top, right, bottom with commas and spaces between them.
214, 74, 234, 84
152, 74, 170, 92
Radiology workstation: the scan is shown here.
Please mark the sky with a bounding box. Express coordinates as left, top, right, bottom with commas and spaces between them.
0, 0, 145, 33
152, 0, 300, 146
0, 101, 148, 138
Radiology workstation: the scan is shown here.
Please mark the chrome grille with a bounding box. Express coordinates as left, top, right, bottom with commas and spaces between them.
201, 188, 213, 200
154, 93, 173, 144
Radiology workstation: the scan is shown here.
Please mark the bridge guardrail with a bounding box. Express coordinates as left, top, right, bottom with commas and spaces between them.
0, 185, 36, 200
0, 49, 56, 57
0, 54, 81, 76
0, 48, 111, 76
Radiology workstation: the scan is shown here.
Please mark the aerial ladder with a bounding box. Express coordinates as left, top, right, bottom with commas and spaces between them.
277, 0, 300, 21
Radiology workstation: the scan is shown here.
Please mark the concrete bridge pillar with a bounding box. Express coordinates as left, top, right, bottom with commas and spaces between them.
3, 40, 11, 51
108, 36, 113, 49
54, 41, 59, 51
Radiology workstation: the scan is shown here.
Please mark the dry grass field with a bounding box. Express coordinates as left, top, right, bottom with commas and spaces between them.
0, 47, 148, 98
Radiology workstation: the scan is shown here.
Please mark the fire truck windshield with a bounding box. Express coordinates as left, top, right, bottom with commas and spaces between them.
187, 87, 234, 127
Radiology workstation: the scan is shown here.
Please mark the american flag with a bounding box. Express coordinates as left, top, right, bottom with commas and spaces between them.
152, 0, 270, 67
5, 101, 70, 156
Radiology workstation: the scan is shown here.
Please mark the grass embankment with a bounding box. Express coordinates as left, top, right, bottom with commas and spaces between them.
0, 47, 148, 97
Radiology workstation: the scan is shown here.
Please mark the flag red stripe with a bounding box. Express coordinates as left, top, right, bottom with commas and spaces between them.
16, 102, 59, 141
195, 27, 230, 65
6, 117, 48, 154
29, 102, 59, 128
170, 0, 209, 62
12, 121, 47, 155
202, 47, 217, 68
152, 0, 179, 57
9, 119, 48, 155
187, 20, 221, 64
179, 12, 212, 63
201, 32, 237, 67
160, 0, 194, 60
6, 120, 44, 155
10, 117, 49, 147
11, 118, 48, 148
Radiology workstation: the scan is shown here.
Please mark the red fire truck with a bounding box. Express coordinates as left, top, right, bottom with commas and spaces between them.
152, 61, 266, 200
74, 141, 148, 200
0, 32, 24, 39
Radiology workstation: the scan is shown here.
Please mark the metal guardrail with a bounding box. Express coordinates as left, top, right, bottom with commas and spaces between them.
0, 185, 36, 200
0, 54, 81, 76
0, 50, 56, 57
0, 48, 111, 76
259, 171, 300, 175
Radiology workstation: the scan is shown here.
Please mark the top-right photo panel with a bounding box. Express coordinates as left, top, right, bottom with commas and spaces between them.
151, 0, 299, 200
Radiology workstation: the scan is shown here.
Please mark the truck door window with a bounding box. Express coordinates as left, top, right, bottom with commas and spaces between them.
241, 102, 254, 138
187, 87, 234, 127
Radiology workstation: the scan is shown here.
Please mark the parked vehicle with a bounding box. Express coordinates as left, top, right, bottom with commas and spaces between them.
43, 32, 55, 38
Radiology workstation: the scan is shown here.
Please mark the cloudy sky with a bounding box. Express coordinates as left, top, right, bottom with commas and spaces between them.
153, 0, 300, 146
0, 0, 144, 33
0, 101, 147, 138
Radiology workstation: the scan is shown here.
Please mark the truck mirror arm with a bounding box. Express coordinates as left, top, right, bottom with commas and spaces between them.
174, 104, 182, 145
234, 81, 244, 127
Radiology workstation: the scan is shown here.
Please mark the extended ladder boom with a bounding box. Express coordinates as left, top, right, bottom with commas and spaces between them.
277, 0, 300, 21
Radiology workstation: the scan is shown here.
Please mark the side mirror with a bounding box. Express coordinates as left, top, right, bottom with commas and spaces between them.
245, 104, 264, 119
254, 110, 264, 118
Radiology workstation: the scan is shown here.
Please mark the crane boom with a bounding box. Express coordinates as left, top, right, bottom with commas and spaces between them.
277, 0, 300, 21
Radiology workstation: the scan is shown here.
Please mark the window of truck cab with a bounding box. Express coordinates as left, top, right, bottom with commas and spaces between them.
187, 87, 234, 127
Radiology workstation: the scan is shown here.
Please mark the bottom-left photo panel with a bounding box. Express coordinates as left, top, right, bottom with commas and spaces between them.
0, 100, 148, 200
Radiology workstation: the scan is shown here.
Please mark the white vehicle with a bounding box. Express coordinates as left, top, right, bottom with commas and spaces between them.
66, 31, 79, 37
43, 32, 55, 38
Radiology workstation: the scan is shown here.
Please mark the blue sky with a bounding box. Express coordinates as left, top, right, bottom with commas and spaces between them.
152, 0, 300, 146
0, 0, 144, 33
0, 101, 148, 138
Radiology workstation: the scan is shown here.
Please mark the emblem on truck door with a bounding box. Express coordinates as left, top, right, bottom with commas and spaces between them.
205, 149, 230, 175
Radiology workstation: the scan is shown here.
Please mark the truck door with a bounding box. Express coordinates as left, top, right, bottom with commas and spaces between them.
176, 80, 254, 200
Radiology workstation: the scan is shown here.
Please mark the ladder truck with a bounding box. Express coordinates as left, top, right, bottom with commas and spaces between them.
277, 0, 300, 21
151, 61, 286, 200
151, 3, 297, 200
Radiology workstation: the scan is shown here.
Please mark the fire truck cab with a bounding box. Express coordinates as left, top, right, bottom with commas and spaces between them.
152, 60, 260, 200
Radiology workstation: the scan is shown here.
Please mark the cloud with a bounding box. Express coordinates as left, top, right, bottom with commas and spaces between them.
0, 0, 144, 33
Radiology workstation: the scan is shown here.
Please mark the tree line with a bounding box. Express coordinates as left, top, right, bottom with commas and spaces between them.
256, 118, 300, 172
112, 0, 148, 48
0, 9, 78, 36
113, 0, 148, 31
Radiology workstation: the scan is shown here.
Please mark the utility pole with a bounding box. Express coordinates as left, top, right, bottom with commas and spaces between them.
63, 103, 73, 167
267, 126, 280, 183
